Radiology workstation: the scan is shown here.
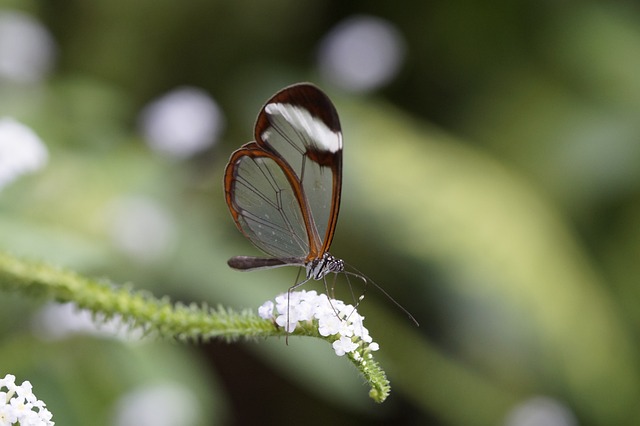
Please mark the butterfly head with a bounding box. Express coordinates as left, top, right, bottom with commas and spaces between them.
306, 252, 344, 280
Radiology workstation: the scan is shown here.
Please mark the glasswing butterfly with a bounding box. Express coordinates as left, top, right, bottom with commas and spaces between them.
224, 83, 417, 325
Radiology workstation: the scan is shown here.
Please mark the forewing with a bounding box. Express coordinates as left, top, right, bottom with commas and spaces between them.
254, 84, 343, 256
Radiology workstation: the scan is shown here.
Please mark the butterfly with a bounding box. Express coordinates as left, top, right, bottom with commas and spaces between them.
224, 83, 417, 325
224, 83, 345, 281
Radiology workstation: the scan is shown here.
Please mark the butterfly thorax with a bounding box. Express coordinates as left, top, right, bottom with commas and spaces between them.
306, 252, 344, 280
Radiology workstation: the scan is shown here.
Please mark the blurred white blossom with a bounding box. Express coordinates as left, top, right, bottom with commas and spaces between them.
107, 196, 176, 264
317, 15, 405, 92
504, 396, 577, 426
139, 87, 224, 158
112, 383, 201, 426
0, 374, 54, 426
0, 117, 48, 191
0, 10, 56, 84
32, 302, 144, 342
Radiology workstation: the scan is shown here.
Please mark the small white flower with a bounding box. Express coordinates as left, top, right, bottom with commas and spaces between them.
0, 375, 16, 388
275, 313, 298, 333
317, 312, 343, 337
0, 374, 54, 425
332, 336, 359, 357
258, 290, 380, 358
0, 400, 18, 424
258, 301, 274, 319
295, 298, 317, 322
16, 381, 35, 403
10, 394, 33, 419
0, 117, 48, 191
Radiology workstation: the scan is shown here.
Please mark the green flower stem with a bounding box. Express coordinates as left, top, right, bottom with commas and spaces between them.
292, 320, 390, 402
0, 250, 390, 402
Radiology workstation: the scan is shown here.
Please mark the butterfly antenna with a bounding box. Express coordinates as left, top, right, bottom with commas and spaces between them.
344, 269, 361, 307
343, 264, 420, 327
340, 270, 367, 324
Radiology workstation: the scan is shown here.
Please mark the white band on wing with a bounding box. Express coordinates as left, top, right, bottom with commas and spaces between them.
265, 102, 343, 153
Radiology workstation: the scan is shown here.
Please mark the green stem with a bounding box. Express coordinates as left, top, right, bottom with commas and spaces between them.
0, 250, 390, 402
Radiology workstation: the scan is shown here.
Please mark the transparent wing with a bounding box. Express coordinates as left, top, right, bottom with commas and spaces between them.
225, 84, 343, 261
254, 84, 342, 256
225, 143, 310, 259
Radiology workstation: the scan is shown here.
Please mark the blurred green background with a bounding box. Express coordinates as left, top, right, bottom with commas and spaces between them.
1, 0, 640, 425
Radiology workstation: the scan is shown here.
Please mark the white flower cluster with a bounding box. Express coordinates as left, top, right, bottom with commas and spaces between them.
258, 290, 380, 357
0, 374, 54, 426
